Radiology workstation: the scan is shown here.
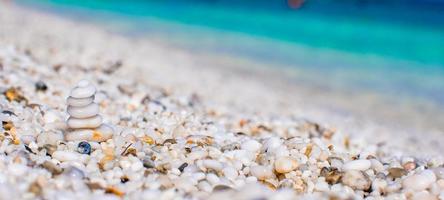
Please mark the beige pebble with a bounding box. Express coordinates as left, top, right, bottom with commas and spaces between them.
341, 170, 371, 191
250, 166, 273, 180
274, 156, 298, 174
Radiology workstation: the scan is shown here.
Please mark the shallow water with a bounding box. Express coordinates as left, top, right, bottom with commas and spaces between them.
17, 0, 444, 131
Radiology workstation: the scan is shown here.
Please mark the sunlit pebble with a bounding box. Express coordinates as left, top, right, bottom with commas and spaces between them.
341, 170, 371, 191
241, 140, 262, 152
250, 165, 273, 180
274, 156, 298, 174
342, 159, 371, 171
402, 170, 437, 191
63, 167, 85, 179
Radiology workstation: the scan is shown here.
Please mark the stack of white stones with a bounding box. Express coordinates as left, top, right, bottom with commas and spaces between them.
65, 80, 113, 142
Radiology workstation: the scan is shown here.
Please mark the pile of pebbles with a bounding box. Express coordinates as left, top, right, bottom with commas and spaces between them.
0, 5, 443, 200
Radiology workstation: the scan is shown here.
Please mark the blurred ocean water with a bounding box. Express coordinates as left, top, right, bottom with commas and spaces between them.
18, 0, 444, 106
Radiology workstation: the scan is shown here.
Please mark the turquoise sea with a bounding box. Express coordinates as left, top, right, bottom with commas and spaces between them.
17, 0, 444, 129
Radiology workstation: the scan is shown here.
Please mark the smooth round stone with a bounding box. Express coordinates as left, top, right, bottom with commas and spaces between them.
274, 156, 299, 174
402, 170, 437, 191
67, 103, 99, 118
63, 166, 85, 179
202, 160, 223, 172
433, 167, 444, 179
411, 191, 438, 200
44, 110, 62, 124
342, 159, 372, 171
222, 166, 238, 180
67, 96, 94, 107
241, 140, 262, 152
341, 170, 371, 191
77, 80, 91, 87
65, 124, 114, 142
37, 131, 64, 146
52, 151, 82, 162
67, 115, 102, 129
250, 165, 273, 180
70, 84, 96, 99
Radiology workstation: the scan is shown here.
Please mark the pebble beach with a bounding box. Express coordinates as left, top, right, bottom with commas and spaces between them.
1, 2, 444, 200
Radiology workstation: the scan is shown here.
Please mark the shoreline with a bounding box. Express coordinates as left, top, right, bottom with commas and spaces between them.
0, 2, 444, 199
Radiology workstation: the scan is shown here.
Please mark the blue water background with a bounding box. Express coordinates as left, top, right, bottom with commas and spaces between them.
17, 0, 444, 105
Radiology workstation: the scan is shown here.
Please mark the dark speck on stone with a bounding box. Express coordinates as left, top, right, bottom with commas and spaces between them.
35, 81, 48, 92
77, 141, 91, 155
1, 110, 17, 116
178, 163, 188, 172
143, 158, 155, 169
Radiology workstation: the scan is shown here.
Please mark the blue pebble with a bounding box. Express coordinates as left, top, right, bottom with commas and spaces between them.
77, 141, 91, 154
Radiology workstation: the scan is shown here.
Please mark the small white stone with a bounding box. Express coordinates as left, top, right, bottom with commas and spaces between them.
44, 110, 62, 124
206, 173, 220, 185
37, 131, 64, 145
314, 181, 329, 192
411, 191, 438, 200
67, 96, 94, 107
250, 165, 273, 180
67, 115, 102, 129
222, 166, 238, 180
197, 181, 212, 192
67, 103, 99, 118
52, 151, 81, 162
241, 140, 262, 152
370, 159, 384, 172
433, 167, 444, 179
402, 170, 437, 191
65, 124, 113, 142
202, 159, 223, 172
342, 159, 372, 171
70, 84, 96, 98
274, 156, 298, 174
8, 163, 27, 176
131, 161, 144, 171
77, 80, 91, 87
371, 179, 388, 194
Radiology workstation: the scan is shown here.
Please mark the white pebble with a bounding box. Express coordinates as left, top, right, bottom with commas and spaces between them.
241, 140, 262, 152
67, 96, 94, 107
67, 115, 103, 129
67, 103, 99, 118
70, 84, 96, 98
342, 159, 371, 171
202, 159, 223, 171
44, 110, 62, 124
402, 170, 436, 191
222, 166, 238, 180
52, 151, 81, 162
